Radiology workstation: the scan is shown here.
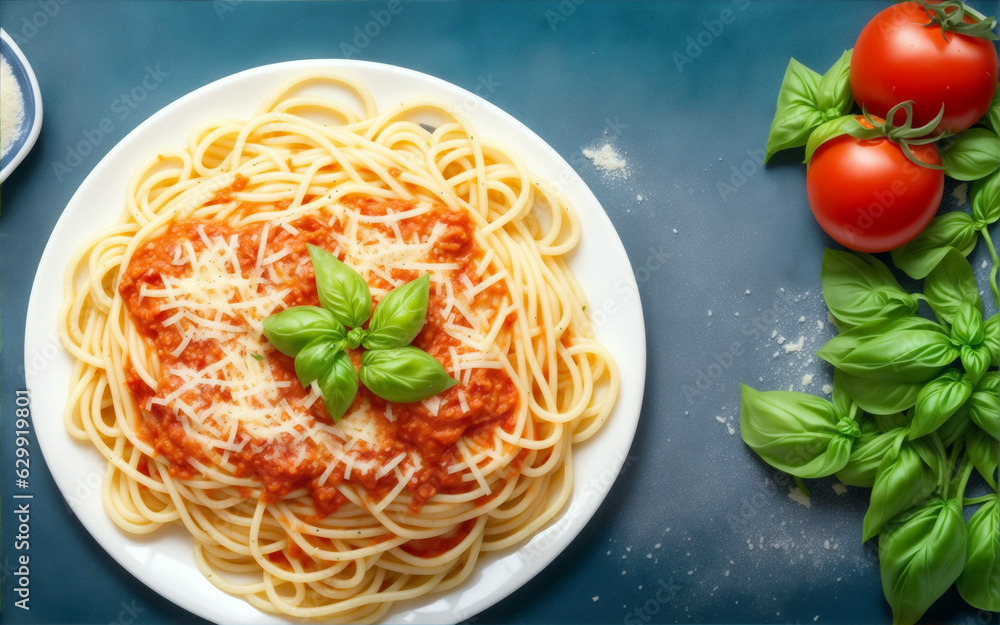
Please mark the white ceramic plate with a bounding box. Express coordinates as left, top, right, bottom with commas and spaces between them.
0, 28, 43, 183
25, 60, 646, 624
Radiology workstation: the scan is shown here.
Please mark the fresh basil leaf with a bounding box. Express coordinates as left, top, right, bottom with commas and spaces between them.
836, 427, 906, 488
831, 367, 857, 420
960, 345, 991, 384
318, 350, 358, 423
262, 306, 345, 357
966, 428, 999, 492
308, 244, 372, 328
957, 499, 1000, 612
359, 346, 457, 403
987, 89, 1000, 135
836, 369, 923, 415
909, 370, 973, 439
815, 49, 853, 112
863, 442, 939, 542
739, 385, 859, 478
971, 170, 1000, 229
879, 497, 968, 625
940, 127, 1000, 181
967, 371, 999, 441
764, 58, 823, 162
803, 115, 858, 163
875, 411, 910, 433
923, 247, 983, 325
984, 313, 999, 367
817, 317, 958, 383
363, 274, 430, 351
937, 405, 972, 447
294, 337, 344, 388
821, 249, 917, 327
890, 212, 978, 280
951, 301, 985, 347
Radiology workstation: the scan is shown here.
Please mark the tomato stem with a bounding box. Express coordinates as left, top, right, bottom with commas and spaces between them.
849, 101, 947, 169
913, 0, 1000, 42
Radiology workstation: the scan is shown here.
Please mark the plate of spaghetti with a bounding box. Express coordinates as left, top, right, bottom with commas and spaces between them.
25, 60, 645, 624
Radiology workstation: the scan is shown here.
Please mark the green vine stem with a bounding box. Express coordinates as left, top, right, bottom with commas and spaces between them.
979, 227, 1000, 308
965, 494, 998, 506
914, 0, 1000, 41
846, 101, 947, 168
951, 453, 976, 503
941, 439, 965, 500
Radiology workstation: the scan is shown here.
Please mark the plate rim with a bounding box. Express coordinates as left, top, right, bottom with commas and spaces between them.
24, 58, 647, 625
0, 27, 43, 183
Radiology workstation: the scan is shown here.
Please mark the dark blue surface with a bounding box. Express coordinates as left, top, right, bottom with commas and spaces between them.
0, 1, 997, 624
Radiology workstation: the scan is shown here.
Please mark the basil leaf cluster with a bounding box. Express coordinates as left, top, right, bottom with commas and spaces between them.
263, 245, 456, 421
764, 51, 853, 163
741, 234, 999, 623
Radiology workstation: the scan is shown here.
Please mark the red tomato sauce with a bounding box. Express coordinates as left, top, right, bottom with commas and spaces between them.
118, 197, 521, 548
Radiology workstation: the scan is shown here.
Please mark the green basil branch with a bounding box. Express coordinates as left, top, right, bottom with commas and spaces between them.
740, 243, 1000, 623
262, 244, 456, 422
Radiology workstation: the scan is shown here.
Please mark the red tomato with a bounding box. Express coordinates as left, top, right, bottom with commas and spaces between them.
850, 1, 999, 134
806, 117, 944, 253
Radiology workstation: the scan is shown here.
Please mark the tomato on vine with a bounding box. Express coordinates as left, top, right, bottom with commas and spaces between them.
850, 0, 999, 134
804, 102, 945, 253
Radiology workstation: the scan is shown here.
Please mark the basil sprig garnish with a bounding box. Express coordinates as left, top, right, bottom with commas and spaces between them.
263, 244, 456, 422
764, 50, 853, 163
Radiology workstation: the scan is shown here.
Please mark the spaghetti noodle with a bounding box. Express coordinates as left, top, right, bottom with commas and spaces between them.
59, 71, 618, 622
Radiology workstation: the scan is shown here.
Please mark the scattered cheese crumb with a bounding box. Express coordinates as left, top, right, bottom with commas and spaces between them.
833, 483, 848, 496
745, 289, 751, 295
636, 194, 644, 202
822, 384, 834, 395
592, 596, 599, 602
788, 486, 812, 508
582, 144, 627, 176
672, 228, 678, 234
983, 260, 989, 269
816, 320, 824, 331
784, 336, 806, 353
777, 336, 786, 344
707, 310, 713, 317
951, 182, 968, 205
801, 374, 813, 386
798, 315, 806, 322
